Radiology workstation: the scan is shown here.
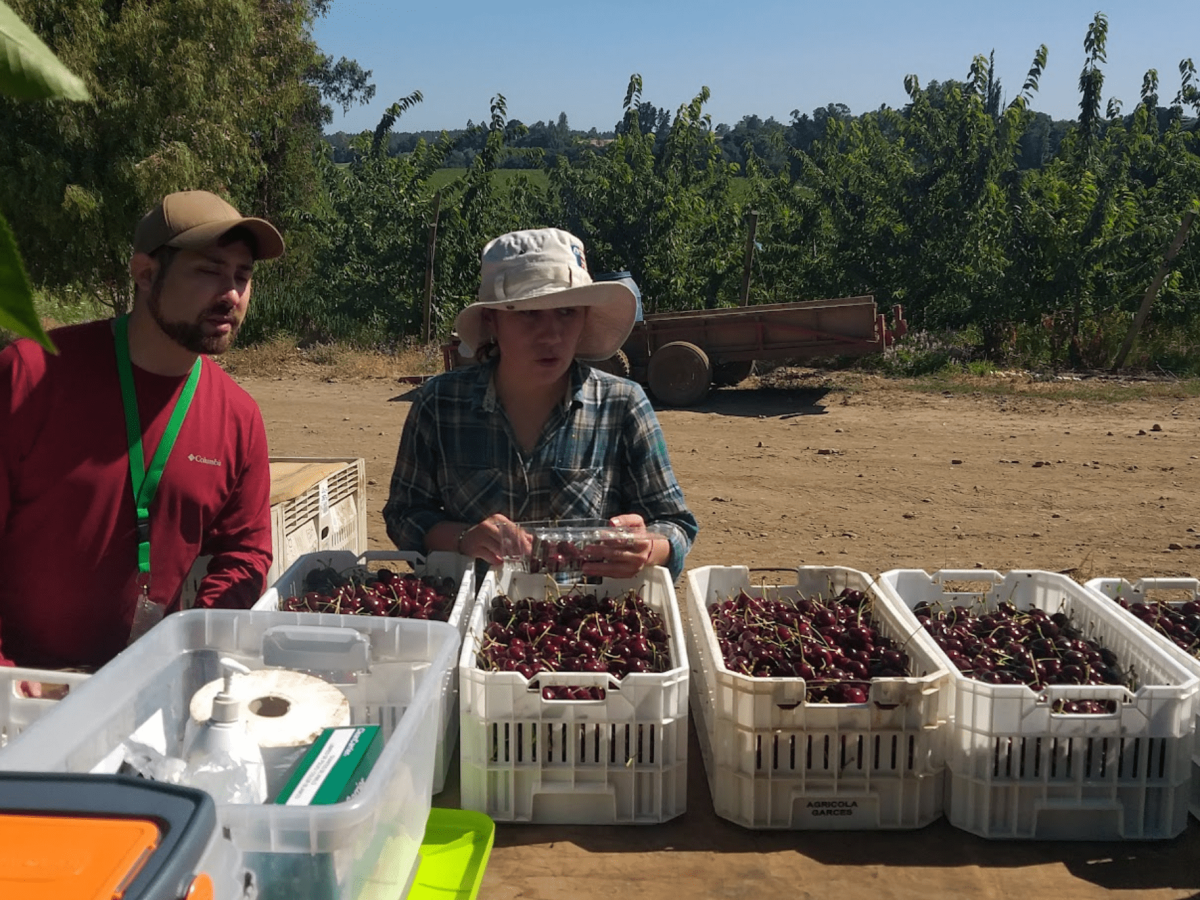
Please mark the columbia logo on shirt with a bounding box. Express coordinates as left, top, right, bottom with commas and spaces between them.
187, 454, 222, 467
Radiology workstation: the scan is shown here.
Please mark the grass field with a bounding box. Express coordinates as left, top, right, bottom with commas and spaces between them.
32, 290, 111, 328
335, 164, 755, 199
421, 167, 754, 198
424, 167, 550, 192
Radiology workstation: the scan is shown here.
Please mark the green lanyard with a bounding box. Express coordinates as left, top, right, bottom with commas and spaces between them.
114, 315, 202, 587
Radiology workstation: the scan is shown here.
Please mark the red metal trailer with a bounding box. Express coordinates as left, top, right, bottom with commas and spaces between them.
607, 295, 905, 405
431, 295, 906, 406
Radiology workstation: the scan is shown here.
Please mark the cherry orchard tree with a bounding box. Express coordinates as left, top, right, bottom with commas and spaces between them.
551, 75, 744, 313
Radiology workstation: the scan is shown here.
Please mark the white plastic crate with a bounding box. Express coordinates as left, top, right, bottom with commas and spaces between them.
255, 549, 476, 794
879, 568, 1200, 840
1085, 576, 1200, 822
0, 609, 460, 900
686, 565, 952, 830
458, 566, 688, 824
0, 666, 91, 748
269, 457, 368, 572
181, 457, 368, 608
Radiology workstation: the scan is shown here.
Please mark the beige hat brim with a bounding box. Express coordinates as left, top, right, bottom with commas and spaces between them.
167, 218, 285, 261
455, 281, 636, 361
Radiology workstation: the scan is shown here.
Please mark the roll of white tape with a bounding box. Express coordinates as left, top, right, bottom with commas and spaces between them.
188, 669, 351, 795
189, 669, 350, 747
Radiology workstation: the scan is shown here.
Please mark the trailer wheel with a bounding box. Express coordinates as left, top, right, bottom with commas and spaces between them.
648, 341, 712, 406
713, 360, 756, 386
589, 350, 631, 379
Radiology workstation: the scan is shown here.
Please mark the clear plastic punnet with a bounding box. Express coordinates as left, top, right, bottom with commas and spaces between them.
880, 568, 1199, 840
458, 566, 688, 824
686, 565, 952, 830
0, 609, 460, 900
498, 518, 642, 578
255, 550, 476, 794
1084, 576, 1200, 822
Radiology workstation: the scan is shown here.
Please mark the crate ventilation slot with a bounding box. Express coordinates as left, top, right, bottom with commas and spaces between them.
990, 735, 1169, 781
755, 731, 918, 774
280, 468, 361, 532
489, 721, 659, 766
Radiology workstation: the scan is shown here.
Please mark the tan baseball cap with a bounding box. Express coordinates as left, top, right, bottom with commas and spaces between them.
133, 190, 285, 260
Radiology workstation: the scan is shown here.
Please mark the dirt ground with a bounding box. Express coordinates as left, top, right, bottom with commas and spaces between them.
244, 368, 1200, 900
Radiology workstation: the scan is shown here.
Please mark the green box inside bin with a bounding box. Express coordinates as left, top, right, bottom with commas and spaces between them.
273, 725, 383, 805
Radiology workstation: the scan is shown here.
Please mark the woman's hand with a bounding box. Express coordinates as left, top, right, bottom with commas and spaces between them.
581, 513, 662, 580
456, 513, 527, 566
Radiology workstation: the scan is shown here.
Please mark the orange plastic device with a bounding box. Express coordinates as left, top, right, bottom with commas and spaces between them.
0, 813, 160, 900
0, 773, 227, 900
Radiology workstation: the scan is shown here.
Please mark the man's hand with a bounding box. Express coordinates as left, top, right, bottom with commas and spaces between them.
17, 679, 73, 700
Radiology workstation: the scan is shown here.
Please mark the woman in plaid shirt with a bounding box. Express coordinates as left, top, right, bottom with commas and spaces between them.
384, 228, 698, 579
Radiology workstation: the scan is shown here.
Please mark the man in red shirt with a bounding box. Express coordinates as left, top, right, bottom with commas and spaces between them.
0, 190, 284, 673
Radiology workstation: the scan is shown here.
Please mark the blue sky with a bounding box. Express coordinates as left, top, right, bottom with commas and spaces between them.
314, 2, 1198, 134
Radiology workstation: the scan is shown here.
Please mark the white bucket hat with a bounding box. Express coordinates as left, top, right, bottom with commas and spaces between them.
454, 228, 637, 361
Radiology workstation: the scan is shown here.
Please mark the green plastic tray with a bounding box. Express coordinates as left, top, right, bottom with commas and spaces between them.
408, 808, 495, 900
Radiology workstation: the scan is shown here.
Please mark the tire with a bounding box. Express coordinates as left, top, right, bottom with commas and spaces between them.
443, 336, 478, 370
647, 341, 712, 406
713, 359, 756, 387
590, 350, 632, 379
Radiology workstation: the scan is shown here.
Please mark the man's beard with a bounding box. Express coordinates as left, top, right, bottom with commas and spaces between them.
148, 281, 241, 355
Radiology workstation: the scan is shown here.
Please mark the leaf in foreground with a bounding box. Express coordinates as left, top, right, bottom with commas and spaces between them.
0, 0, 89, 101
0, 211, 54, 351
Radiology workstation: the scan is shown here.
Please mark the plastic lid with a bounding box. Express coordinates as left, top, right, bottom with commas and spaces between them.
0, 813, 160, 900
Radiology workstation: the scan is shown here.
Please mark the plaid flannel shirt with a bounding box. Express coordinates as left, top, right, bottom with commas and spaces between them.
383, 360, 698, 578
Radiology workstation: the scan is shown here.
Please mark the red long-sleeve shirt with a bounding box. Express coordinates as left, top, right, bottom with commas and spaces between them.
0, 320, 272, 669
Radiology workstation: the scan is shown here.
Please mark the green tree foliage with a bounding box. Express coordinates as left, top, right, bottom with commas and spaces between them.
757, 25, 1198, 368
1007, 15, 1200, 366
6, 7, 1199, 370
245, 93, 555, 345
444, 96, 552, 297
291, 37, 1200, 358
785, 104, 851, 170
0, 0, 367, 313
552, 75, 744, 311
717, 114, 788, 172
264, 91, 446, 344
765, 43, 1045, 356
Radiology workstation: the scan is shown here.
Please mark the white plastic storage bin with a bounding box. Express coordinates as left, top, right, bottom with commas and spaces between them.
686, 565, 952, 830
459, 566, 688, 824
0, 609, 460, 900
0, 666, 90, 748
1085, 576, 1200, 821
879, 568, 1199, 840
181, 457, 368, 608
255, 549, 476, 794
